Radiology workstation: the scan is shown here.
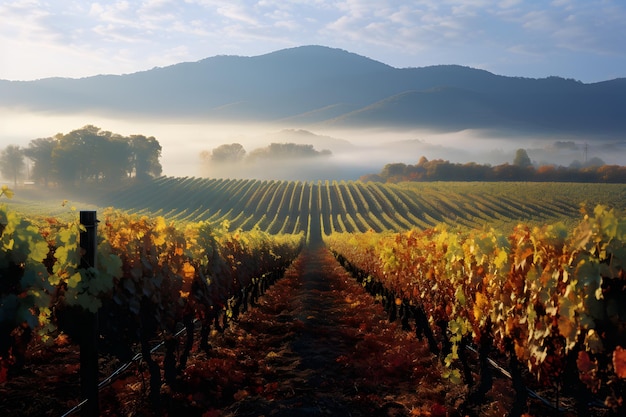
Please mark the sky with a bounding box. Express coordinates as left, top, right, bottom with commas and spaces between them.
1, 0, 625, 83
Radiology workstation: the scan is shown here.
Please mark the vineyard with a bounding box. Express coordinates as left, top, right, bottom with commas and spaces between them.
2, 178, 626, 416
74, 177, 626, 236
0, 191, 303, 415
326, 205, 626, 415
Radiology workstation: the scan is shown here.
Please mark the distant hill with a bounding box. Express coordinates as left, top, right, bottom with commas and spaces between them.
260, 129, 355, 153
1, 45, 625, 137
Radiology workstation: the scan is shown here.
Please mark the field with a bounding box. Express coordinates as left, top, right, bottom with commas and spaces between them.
2, 178, 626, 416
10, 178, 622, 236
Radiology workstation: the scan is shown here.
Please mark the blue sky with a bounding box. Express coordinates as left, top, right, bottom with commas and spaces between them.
1, 0, 625, 82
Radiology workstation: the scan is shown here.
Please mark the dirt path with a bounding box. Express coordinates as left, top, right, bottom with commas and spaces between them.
182, 245, 456, 417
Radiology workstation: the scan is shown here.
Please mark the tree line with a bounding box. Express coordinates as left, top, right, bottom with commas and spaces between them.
200, 142, 332, 164
0, 125, 162, 187
361, 149, 626, 183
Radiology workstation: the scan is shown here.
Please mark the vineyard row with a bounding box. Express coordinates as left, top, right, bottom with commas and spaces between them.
0, 198, 303, 412
94, 177, 626, 237
326, 205, 626, 416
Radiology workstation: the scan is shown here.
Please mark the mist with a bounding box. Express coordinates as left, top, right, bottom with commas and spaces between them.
1, 109, 624, 182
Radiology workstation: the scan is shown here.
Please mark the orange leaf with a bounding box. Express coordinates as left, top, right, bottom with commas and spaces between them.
233, 389, 249, 401
182, 262, 195, 280
613, 346, 626, 378
577, 351, 595, 373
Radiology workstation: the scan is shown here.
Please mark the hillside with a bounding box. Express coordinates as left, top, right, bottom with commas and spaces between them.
1, 46, 625, 136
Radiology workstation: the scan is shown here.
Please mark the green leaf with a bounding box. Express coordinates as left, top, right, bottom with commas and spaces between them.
442, 368, 462, 384
67, 272, 81, 289
455, 286, 466, 306
30, 240, 49, 263
100, 253, 122, 278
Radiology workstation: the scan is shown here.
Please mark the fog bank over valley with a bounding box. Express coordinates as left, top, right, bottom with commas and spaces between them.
1, 110, 623, 182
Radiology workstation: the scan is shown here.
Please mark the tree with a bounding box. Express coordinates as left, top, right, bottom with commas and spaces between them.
513, 148, 532, 167
24, 137, 56, 187
52, 127, 96, 185
380, 163, 407, 180
0, 145, 25, 187
248, 143, 331, 161
210, 143, 246, 163
130, 135, 162, 180
72, 125, 132, 183
96, 134, 131, 183
49, 126, 153, 186
584, 157, 605, 168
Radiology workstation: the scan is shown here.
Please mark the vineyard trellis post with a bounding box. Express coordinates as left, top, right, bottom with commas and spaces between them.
79, 211, 99, 417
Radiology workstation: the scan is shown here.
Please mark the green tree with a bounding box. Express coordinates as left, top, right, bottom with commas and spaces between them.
96, 133, 131, 183
130, 135, 162, 180
52, 128, 95, 185
380, 163, 407, 180
23, 126, 161, 186
210, 143, 246, 163
513, 148, 532, 167
0, 145, 25, 187
24, 137, 56, 187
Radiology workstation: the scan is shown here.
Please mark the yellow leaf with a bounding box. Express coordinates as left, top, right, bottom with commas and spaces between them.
473, 292, 488, 321
494, 249, 508, 270
155, 216, 167, 232
1, 185, 14, 199
182, 262, 195, 280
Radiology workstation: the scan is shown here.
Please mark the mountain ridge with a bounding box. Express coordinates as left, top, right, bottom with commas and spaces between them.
1, 45, 625, 137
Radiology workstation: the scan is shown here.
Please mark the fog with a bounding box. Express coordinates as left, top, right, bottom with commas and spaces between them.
1, 109, 624, 181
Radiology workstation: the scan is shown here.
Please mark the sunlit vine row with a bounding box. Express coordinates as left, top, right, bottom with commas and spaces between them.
326, 205, 626, 414
1, 192, 303, 396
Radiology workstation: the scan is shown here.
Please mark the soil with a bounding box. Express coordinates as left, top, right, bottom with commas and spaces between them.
2, 245, 524, 417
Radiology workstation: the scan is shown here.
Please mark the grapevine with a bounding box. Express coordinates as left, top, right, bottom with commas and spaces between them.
1, 196, 303, 409
327, 205, 626, 414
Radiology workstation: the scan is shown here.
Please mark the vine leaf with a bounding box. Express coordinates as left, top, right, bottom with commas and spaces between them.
67, 272, 81, 289
612, 346, 626, 378
577, 350, 600, 393
0, 185, 14, 199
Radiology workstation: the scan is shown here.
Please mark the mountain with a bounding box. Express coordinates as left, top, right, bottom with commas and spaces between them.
1, 45, 625, 137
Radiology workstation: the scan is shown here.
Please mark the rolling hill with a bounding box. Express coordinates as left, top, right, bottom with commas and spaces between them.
2, 45, 625, 137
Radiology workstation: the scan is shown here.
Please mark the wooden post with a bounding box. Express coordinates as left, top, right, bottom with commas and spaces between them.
79, 211, 99, 417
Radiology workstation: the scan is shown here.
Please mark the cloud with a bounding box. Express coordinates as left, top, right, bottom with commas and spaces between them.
216, 4, 261, 25
0, 0, 624, 81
